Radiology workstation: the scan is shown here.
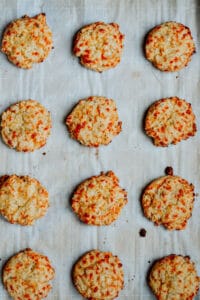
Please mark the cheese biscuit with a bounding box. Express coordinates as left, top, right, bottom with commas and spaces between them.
1, 14, 53, 69
73, 250, 124, 300
73, 22, 124, 72
145, 21, 195, 72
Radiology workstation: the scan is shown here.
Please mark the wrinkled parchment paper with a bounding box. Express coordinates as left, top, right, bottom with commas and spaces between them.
0, 0, 200, 299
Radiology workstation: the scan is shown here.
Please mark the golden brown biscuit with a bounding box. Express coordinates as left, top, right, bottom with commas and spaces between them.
72, 171, 127, 226
145, 21, 195, 72
1, 13, 53, 69
3, 248, 55, 300
148, 254, 200, 300
142, 169, 194, 230
66, 96, 122, 147
73, 22, 124, 72
0, 175, 49, 225
73, 250, 124, 300
145, 97, 197, 147
1, 99, 52, 152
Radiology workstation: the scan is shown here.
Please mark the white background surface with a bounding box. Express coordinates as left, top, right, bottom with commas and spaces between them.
0, 0, 200, 299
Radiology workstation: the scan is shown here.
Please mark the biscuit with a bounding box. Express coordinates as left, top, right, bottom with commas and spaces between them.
145, 21, 195, 72
1, 99, 52, 152
3, 248, 55, 300
142, 172, 194, 230
1, 13, 53, 69
148, 254, 200, 300
145, 97, 197, 147
66, 96, 122, 147
0, 175, 49, 225
73, 250, 124, 300
72, 171, 127, 225
73, 22, 124, 72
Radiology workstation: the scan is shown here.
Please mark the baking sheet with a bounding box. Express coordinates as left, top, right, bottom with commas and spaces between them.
0, 0, 200, 299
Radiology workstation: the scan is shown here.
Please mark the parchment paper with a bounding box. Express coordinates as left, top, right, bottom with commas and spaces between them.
0, 0, 200, 299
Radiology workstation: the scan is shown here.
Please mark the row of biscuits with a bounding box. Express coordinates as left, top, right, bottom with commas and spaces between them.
1, 248, 200, 299
0, 11, 199, 300
1, 14, 196, 73
0, 96, 197, 153
0, 167, 196, 230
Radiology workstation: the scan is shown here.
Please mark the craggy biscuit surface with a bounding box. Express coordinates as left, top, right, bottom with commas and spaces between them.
66, 96, 122, 147
73, 22, 124, 72
3, 248, 55, 300
1, 99, 52, 152
145, 21, 195, 72
145, 97, 197, 147
1, 13, 53, 69
0, 175, 49, 225
72, 171, 127, 225
142, 175, 194, 230
73, 250, 124, 300
149, 255, 200, 300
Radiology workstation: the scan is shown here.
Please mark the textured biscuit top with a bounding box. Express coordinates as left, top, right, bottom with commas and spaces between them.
145, 97, 197, 147
73, 250, 124, 300
73, 22, 124, 72
149, 255, 200, 300
1, 99, 52, 152
145, 21, 195, 72
72, 171, 127, 226
142, 175, 194, 230
0, 175, 49, 225
66, 96, 122, 147
3, 248, 55, 300
1, 13, 53, 69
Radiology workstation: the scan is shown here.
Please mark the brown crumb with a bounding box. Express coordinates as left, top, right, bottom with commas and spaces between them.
165, 166, 173, 176
95, 148, 99, 160
139, 228, 147, 237
42, 152, 46, 155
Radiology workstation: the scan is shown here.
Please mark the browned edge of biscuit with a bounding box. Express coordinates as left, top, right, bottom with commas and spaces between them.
0, 175, 10, 225
146, 254, 178, 295
72, 22, 105, 73
71, 250, 95, 293
65, 98, 84, 131
1, 248, 33, 287
0, 175, 9, 187
142, 102, 154, 144
69, 171, 106, 220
